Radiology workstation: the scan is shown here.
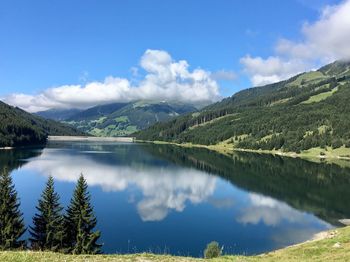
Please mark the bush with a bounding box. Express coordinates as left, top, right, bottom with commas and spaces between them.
345, 140, 350, 148
204, 241, 222, 259
332, 139, 343, 149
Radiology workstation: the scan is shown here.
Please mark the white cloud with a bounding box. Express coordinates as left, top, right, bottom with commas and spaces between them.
241, 0, 350, 86
4, 93, 63, 112
4, 49, 220, 112
237, 193, 310, 226
240, 56, 310, 86
276, 0, 350, 61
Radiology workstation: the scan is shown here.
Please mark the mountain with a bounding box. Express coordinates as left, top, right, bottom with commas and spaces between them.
66, 103, 127, 121
136, 60, 350, 154
40, 101, 198, 137
36, 108, 82, 121
0, 101, 84, 147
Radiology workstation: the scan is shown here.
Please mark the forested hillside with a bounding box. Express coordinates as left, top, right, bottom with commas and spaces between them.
136, 60, 350, 154
0, 101, 84, 147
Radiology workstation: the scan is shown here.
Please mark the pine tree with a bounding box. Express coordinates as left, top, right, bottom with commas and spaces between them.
29, 176, 65, 251
0, 167, 26, 250
64, 174, 101, 254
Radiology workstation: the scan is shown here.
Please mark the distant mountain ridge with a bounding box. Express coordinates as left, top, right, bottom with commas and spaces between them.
37, 100, 198, 137
136, 60, 350, 154
0, 101, 84, 147
36, 108, 82, 121
67, 103, 127, 121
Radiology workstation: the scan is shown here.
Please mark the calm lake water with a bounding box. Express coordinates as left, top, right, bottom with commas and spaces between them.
2, 141, 350, 257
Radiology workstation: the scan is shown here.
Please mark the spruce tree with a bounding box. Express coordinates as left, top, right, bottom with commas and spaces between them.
29, 176, 65, 251
0, 167, 26, 250
64, 174, 101, 254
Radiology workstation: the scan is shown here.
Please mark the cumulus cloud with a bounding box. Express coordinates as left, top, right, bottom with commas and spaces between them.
4, 49, 220, 112
240, 56, 311, 86
241, 0, 350, 86
276, 0, 350, 61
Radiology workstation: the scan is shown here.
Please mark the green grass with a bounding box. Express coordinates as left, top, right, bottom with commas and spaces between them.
125, 125, 138, 133
143, 138, 350, 167
90, 128, 104, 136
0, 252, 201, 262
314, 83, 330, 92
286, 71, 327, 87
301, 146, 350, 160
339, 68, 350, 77
89, 123, 138, 137
302, 126, 330, 139
97, 117, 107, 124
318, 125, 329, 134
259, 134, 275, 142
114, 116, 129, 123
269, 98, 291, 106
1, 227, 350, 261
301, 87, 338, 104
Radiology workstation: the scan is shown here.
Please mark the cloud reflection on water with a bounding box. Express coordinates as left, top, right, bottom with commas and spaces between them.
23, 148, 217, 221
237, 193, 316, 226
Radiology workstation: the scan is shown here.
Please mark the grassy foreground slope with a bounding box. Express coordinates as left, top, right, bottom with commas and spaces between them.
1, 226, 349, 261
136, 61, 350, 158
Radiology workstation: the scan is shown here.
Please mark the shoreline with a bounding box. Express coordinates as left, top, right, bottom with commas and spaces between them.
48, 136, 135, 143
3, 136, 349, 164
137, 139, 350, 164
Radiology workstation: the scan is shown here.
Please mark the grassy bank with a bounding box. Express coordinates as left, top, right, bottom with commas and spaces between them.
138, 140, 350, 167
1, 227, 349, 261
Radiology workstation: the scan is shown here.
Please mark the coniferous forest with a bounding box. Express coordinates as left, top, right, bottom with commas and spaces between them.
0, 168, 101, 254
136, 61, 350, 153
0, 101, 84, 148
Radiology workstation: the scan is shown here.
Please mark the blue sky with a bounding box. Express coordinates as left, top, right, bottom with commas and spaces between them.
1, 0, 348, 111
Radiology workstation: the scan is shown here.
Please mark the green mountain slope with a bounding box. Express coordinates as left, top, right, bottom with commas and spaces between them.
0, 101, 84, 147
136, 60, 350, 154
62, 101, 197, 137
66, 103, 128, 121
36, 108, 82, 121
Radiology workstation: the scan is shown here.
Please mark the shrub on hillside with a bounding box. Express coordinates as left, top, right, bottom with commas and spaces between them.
204, 241, 222, 259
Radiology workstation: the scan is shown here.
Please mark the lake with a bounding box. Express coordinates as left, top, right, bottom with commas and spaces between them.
2, 141, 350, 257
